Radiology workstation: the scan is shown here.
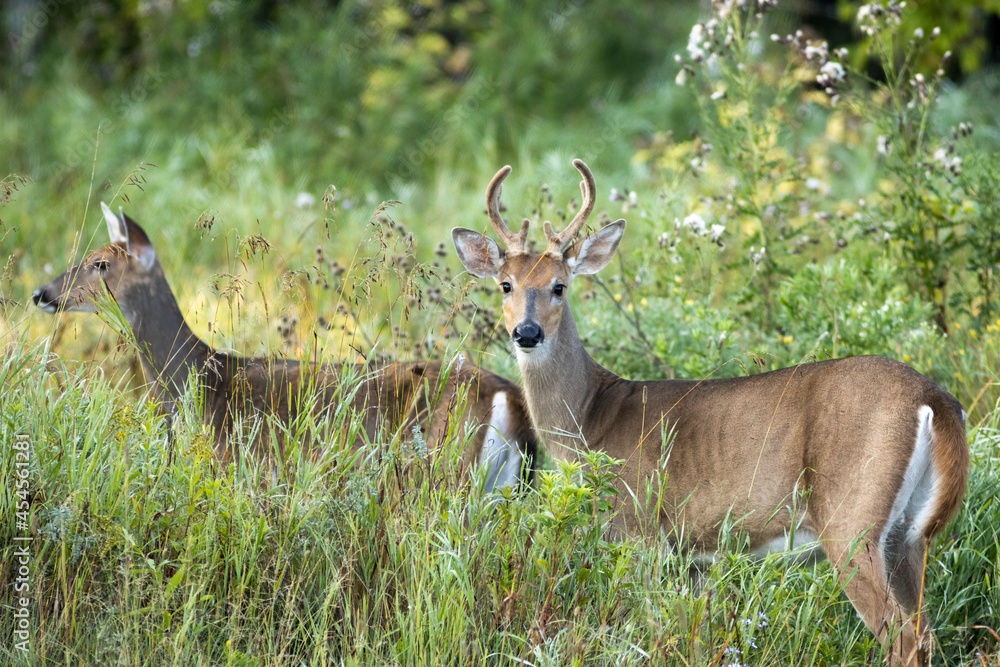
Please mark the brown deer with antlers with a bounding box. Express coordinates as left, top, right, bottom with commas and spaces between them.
34, 203, 535, 490
452, 159, 968, 664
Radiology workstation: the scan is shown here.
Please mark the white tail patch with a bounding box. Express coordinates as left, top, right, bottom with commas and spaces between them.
883, 405, 939, 547
479, 391, 521, 492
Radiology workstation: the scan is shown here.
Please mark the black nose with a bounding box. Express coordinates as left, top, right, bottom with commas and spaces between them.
512, 322, 543, 348
32, 289, 45, 306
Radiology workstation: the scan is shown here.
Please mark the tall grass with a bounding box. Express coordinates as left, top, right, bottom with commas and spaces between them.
1, 338, 998, 665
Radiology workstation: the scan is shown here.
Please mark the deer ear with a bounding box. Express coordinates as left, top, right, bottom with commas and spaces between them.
566, 219, 626, 276
101, 202, 128, 244
452, 228, 503, 279
121, 213, 157, 270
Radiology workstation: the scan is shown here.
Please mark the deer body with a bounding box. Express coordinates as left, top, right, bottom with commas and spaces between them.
453, 160, 969, 664
35, 203, 535, 490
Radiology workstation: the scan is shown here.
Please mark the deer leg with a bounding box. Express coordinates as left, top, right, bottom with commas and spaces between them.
884, 524, 934, 664
812, 509, 928, 666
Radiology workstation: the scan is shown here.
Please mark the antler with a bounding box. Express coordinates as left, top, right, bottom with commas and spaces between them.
543, 159, 596, 254
486, 165, 529, 255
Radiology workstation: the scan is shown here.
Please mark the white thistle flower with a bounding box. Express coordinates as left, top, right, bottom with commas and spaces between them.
682, 213, 707, 235
877, 135, 891, 155
817, 61, 845, 86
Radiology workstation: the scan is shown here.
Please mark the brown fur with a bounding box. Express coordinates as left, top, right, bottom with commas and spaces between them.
453, 161, 970, 665
35, 207, 535, 484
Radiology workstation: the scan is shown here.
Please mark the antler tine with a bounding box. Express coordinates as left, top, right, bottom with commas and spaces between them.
486, 165, 527, 253
545, 159, 597, 252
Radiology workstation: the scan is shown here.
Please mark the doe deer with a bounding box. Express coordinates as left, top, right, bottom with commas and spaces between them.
452, 160, 969, 665
34, 203, 535, 491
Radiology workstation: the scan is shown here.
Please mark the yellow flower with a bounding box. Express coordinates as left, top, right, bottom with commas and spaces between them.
640, 298, 648, 306
782, 336, 793, 344
590, 317, 597, 324
954, 322, 961, 329
684, 299, 694, 306
684, 315, 691, 322
903, 354, 911, 362
614, 293, 622, 302
674, 276, 682, 283
970, 329, 977, 339
627, 303, 634, 313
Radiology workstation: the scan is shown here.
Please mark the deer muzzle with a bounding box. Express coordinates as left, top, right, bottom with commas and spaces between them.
33, 287, 59, 313
512, 321, 544, 348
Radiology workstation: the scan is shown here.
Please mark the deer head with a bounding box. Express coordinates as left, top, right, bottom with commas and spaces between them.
33, 202, 158, 316
452, 159, 626, 364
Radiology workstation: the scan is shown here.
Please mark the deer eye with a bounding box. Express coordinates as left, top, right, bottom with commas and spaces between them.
553, 284, 565, 296
94, 260, 109, 272
501, 282, 512, 294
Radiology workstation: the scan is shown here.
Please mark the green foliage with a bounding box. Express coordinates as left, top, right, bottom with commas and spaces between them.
2, 344, 998, 664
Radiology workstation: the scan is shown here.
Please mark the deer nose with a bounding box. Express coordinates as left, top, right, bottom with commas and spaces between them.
512, 322, 543, 348
33, 288, 58, 312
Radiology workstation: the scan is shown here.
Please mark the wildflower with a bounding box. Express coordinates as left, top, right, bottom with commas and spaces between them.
682, 213, 707, 235
609, 188, 622, 202
750, 246, 766, 268
710, 224, 725, 242
931, 26, 940, 40
658, 232, 671, 249
675, 68, 688, 86
877, 135, 891, 155
614, 293, 622, 302
857, 2, 903, 37
803, 41, 828, 62
296, 192, 316, 208
817, 61, 845, 87
711, 89, 725, 100
783, 335, 793, 344
805, 177, 823, 191
687, 23, 706, 62
913, 27, 924, 39
627, 303, 634, 313
690, 155, 706, 175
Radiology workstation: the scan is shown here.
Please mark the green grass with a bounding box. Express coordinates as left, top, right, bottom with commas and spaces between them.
0, 341, 998, 665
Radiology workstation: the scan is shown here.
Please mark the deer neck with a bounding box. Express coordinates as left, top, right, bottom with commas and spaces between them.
516, 305, 611, 460
118, 262, 213, 400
